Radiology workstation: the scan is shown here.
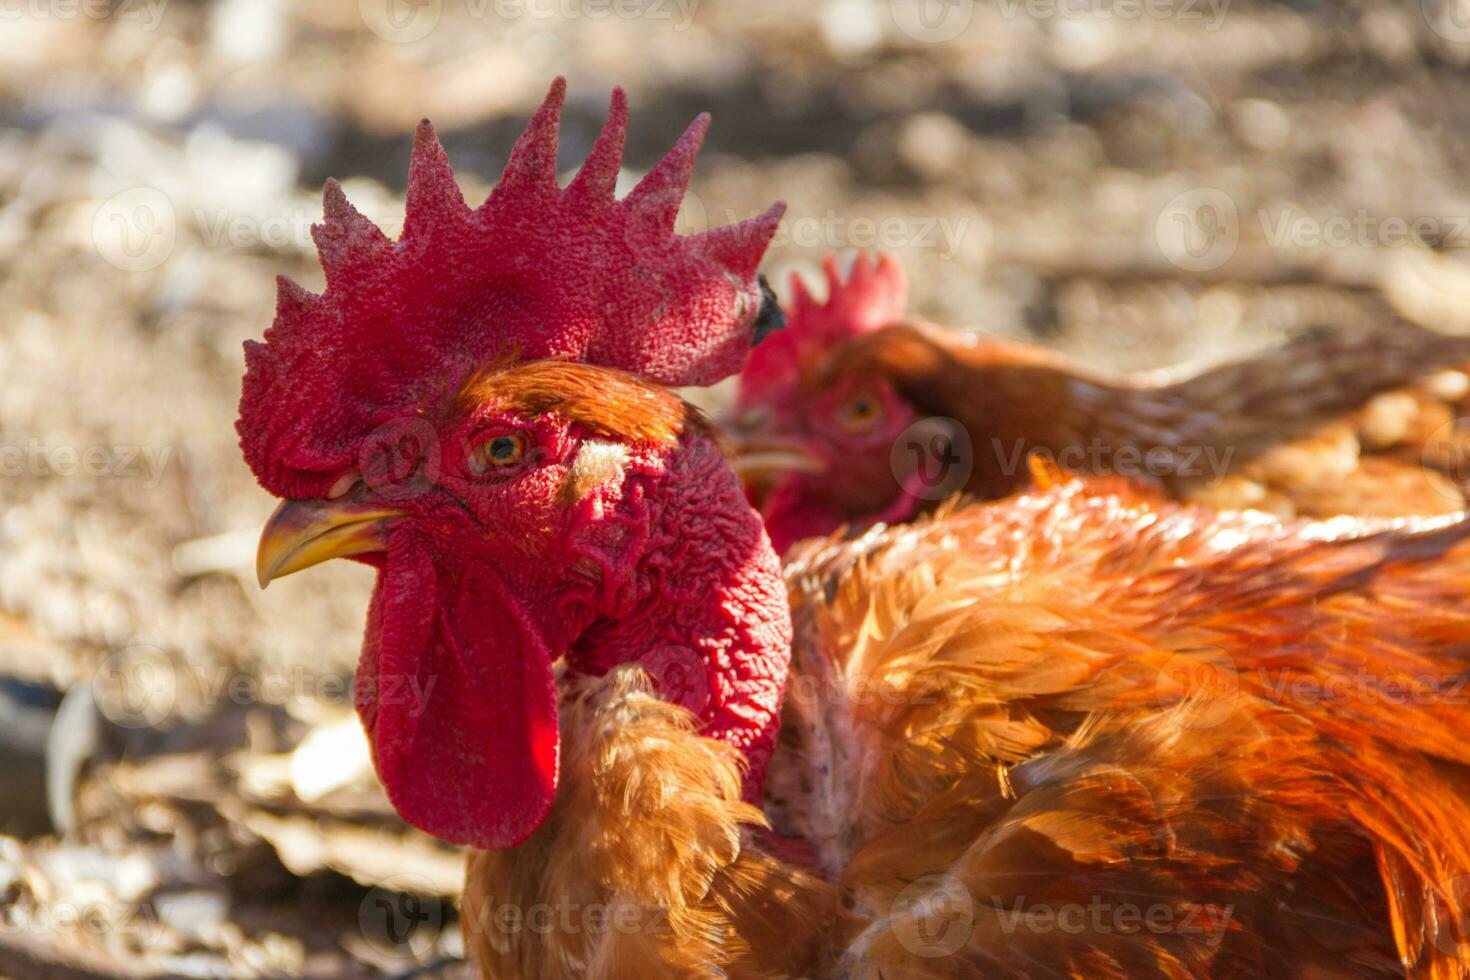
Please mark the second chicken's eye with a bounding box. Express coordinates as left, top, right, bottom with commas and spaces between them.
469, 432, 527, 473
835, 392, 883, 432
733, 407, 770, 435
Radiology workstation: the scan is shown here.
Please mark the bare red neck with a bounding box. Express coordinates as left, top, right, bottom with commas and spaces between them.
565, 433, 792, 798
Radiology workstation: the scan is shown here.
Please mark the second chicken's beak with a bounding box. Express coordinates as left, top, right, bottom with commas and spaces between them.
727, 438, 826, 485
256, 497, 404, 588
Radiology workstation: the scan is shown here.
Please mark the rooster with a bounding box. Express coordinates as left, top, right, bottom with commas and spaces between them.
731, 253, 1470, 553
241, 80, 1470, 977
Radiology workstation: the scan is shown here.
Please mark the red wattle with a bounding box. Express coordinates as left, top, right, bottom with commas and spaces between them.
357, 536, 559, 849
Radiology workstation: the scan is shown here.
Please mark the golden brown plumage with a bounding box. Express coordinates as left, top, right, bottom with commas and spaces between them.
463, 467, 1470, 977
463, 667, 835, 978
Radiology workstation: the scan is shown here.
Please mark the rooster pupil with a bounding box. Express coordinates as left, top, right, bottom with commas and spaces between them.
490, 437, 517, 461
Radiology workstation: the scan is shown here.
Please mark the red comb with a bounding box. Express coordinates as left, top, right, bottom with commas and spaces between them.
736, 252, 906, 407
239, 77, 785, 497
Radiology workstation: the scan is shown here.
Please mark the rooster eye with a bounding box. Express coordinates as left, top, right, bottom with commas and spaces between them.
469, 432, 527, 473
836, 392, 883, 432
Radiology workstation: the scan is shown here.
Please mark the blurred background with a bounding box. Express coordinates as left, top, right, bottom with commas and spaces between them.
4, 0, 1470, 975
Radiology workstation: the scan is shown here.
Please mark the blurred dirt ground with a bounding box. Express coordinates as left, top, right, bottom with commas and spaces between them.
5, 0, 1470, 975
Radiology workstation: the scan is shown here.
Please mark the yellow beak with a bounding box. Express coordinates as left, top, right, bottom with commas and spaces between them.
255, 497, 404, 588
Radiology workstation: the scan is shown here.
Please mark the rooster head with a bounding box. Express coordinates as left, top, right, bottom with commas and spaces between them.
239, 78, 790, 850
729, 253, 919, 551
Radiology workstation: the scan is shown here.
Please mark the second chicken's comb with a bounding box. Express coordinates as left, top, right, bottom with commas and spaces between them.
737, 252, 907, 406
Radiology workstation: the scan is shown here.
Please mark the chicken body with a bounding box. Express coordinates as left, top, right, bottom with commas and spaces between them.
464, 470, 1470, 977
238, 82, 1470, 980
732, 255, 1470, 553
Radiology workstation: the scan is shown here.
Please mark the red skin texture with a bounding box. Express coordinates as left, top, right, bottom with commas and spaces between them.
563, 434, 791, 798
351, 412, 790, 849
239, 78, 782, 501
751, 374, 919, 553
357, 536, 563, 848
237, 79, 790, 848
737, 252, 906, 400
